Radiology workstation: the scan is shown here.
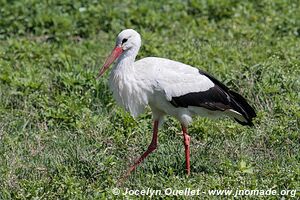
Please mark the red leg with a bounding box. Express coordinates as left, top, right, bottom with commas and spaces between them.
124, 120, 159, 177
181, 125, 190, 175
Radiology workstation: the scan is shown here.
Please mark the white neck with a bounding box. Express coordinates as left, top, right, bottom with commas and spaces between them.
108, 45, 147, 118
113, 47, 139, 73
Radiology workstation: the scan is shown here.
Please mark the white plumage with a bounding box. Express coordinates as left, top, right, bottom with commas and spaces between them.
109, 56, 216, 124
97, 29, 256, 176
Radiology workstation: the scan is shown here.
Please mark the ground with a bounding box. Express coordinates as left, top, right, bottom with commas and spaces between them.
0, 0, 299, 199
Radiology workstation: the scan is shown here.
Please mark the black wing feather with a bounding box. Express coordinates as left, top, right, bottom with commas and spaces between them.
170, 69, 256, 126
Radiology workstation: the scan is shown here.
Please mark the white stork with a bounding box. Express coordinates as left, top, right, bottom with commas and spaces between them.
97, 29, 256, 177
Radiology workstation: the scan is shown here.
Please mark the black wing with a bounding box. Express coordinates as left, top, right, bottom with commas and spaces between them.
170, 70, 256, 126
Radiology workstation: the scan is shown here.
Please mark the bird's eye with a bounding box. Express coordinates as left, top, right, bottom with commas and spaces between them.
122, 38, 128, 44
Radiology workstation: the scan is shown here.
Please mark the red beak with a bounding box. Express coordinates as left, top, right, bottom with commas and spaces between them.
96, 46, 123, 79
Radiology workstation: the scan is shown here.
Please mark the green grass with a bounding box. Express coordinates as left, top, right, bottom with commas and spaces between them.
0, 0, 299, 199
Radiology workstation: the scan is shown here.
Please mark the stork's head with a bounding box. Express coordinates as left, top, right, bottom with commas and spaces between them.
97, 29, 141, 78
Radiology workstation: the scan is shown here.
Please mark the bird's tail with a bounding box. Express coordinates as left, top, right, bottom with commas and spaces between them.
226, 90, 256, 126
